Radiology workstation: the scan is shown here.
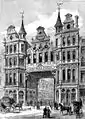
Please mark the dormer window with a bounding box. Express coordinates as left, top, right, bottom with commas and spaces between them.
67, 24, 70, 29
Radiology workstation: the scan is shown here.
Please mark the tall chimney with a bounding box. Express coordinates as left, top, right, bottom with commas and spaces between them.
75, 15, 79, 28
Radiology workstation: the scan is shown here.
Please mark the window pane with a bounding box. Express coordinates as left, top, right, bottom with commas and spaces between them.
10, 45, 12, 53
39, 53, 42, 63
67, 51, 70, 62
21, 44, 24, 52
51, 51, 54, 61
45, 52, 48, 62
28, 54, 31, 64
33, 54, 36, 63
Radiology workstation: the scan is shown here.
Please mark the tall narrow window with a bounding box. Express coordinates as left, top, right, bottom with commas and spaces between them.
5, 73, 8, 85
9, 73, 12, 85
6, 46, 8, 54
51, 51, 54, 61
13, 73, 16, 85
20, 73, 23, 86
62, 38, 65, 46
5, 58, 8, 66
56, 38, 58, 47
10, 45, 12, 53
45, 52, 48, 62
62, 69, 65, 82
57, 70, 59, 84
9, 58, 12, 67
67, 36, 70, 46
33, 54, 36, 63
39, 53, 42, 63
56, 52, 60, 61
67, 51, 70, 62
62, 51, 65, 62
28, 54, 31, 64
14, 44, 17, 53
72, 69, 75, 82
21, 44, 24, 52
72, 36, 76, 45
67, 69, 71, 82
72, 50, 76, 61
14, 57, 17, 66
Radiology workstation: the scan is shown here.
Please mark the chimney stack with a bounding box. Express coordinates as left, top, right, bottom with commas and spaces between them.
75, 15, 79, 28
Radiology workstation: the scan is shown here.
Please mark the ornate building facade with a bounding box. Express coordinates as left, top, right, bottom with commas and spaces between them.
3, 8, 85, 105
3, 16, 28, 103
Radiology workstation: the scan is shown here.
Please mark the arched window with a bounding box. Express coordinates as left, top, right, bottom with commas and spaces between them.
14, 44, 17, 53
45, 52, 48, 62
72, 36, 76, 45
5, 57, 8, 66
5, 73, 8, 85
67, 51, 70, 62
10, 45, 12, 53
71, 88, 76, 102
9, 58, 12, 67
33, 53, 36, 63
9, 72, 12, 85
57, 70, 59, 84
67, 36, 70, 46
6, 46, 8, 54
62, 37, 65, 46
51, 51, 54, 62
62, 51, 65, 62
72, 50, 76, 61
67, 69, 71, 82
72, 69, 75, 82
56, 38, 58, 47
28, 54, 31, 64
13, 73, 16, 85
20, 73, 23, 87
62, 69, 65, 82
21, 44, 24, 52
39, 53, 42, 63
14, 57, 17, 66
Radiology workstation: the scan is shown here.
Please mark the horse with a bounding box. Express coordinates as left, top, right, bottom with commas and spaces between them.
59, 103, 71, 115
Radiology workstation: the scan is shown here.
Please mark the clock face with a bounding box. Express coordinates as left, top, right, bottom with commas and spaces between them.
67, 24, 70, 29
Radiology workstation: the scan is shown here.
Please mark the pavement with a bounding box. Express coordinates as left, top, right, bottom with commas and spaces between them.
0, 105, 85, 119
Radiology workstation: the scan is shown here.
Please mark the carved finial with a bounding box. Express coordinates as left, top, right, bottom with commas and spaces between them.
20, 10, 24, 20
57, 0, 63, 12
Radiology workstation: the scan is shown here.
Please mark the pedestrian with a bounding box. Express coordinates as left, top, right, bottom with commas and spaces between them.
43, 106, 47, 118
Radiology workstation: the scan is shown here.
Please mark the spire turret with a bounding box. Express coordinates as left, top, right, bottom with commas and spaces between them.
19, 11, 27, 38
54, 2, 63, 33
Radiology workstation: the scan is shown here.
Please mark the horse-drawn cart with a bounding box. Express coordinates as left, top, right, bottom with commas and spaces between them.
0, 96, 23, 113
72, 101, 83, 118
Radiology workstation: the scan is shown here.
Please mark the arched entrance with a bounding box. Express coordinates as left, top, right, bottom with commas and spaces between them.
13, 90, 17, 102
66, 89, 70, 104
61, 88, 65, 104
19, 91, 24, 103
71, 88, 76, 102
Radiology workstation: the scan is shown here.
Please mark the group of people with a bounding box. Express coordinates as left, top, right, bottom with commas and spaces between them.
43, 106, 51, 118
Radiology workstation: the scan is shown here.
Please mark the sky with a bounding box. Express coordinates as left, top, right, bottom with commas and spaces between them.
0, 0, 85, 45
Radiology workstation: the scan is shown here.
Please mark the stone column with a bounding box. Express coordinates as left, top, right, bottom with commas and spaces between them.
42, 52, 44, 63
37, 51, 39, 63
59, 68, 62, 103
31, 52, 33, 64
23, 90, 25, 105
76, 88, 78, 101
17, 90, 19, 103
48, 50, 50, 63
71, 68, 72, 83
59, 88, 61, 103
66, 67, 67, 82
